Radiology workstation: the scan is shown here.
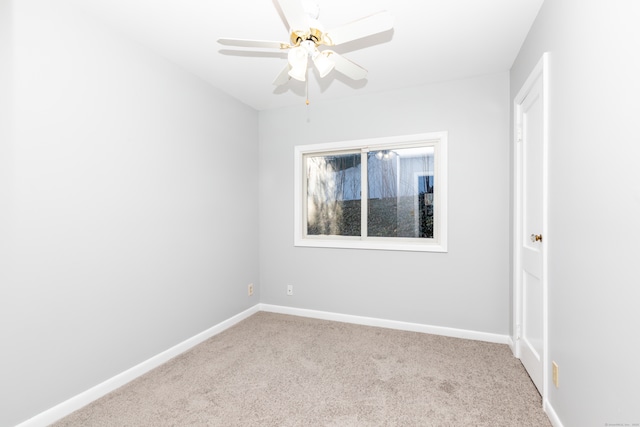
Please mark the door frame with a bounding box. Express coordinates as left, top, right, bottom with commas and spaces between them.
513, 53, 549, 402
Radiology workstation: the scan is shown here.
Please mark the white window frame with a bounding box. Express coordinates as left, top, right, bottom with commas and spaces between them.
413, 171, 435, 237
294, 132, 448, 252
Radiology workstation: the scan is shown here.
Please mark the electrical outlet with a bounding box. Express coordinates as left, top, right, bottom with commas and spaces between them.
287, 285, 293, 296
248, 283, 254, 296
552, 361, 559, 388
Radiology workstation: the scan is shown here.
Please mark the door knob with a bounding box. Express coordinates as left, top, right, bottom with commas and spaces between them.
530, 234, 542, 242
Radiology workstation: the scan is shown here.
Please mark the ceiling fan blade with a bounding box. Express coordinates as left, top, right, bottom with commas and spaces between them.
323, 11, 393, 46
326, 51, 367, 80
218, 38, 289, 50
273, 64, 292, 86
276, 0, 310, 33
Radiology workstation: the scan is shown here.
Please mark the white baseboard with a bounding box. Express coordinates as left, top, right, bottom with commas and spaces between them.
544, 399, 564, 427
16, 304, 261, 427
260, 304, 510, 345
18, 303, 511, 427
507, 335, 516, 355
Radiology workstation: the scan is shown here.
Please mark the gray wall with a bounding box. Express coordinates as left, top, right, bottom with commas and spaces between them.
259, 73, 510, 334
510, 0, 640, 425
0, 2, 259, 426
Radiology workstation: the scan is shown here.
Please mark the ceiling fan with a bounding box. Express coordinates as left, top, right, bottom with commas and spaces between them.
218, 0, 394, 86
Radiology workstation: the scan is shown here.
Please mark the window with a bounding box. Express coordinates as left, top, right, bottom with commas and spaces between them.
294, 132, 447, 252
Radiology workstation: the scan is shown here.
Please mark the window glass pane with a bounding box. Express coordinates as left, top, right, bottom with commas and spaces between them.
306, 153, 361, 236
367, 147, 434, 238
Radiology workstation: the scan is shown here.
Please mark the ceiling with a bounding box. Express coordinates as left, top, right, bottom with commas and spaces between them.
77, 0, 544, 111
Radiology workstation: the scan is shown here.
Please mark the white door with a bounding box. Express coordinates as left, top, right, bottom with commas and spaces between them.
514, 54, 547, 395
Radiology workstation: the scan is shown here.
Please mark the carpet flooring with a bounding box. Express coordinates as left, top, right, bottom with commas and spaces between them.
54, 312, 552, 426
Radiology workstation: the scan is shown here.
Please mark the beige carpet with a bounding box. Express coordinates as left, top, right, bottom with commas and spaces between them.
54, 312, 552, 426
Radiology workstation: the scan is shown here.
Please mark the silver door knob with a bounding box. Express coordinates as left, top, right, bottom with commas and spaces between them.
530, 234, 542, 242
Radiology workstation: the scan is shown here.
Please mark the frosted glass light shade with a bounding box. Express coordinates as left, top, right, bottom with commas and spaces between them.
288, 47, 308, 82
313, 51, 335, 78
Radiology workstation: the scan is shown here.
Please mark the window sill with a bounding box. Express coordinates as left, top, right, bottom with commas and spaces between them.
294, 237, 448, 253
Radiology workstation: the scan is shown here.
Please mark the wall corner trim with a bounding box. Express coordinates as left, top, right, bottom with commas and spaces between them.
15, 304, 261, 427
260, 304, 509, 345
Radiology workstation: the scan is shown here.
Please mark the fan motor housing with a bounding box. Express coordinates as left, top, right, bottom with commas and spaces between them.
290, 28, 326, 47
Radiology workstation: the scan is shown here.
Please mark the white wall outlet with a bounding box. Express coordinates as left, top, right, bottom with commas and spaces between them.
248, 283, 254, 296
287, 285, 293, 296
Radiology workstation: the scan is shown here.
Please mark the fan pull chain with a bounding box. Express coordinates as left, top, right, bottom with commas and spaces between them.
305, 78, 310, 106
305, 78, 311, 122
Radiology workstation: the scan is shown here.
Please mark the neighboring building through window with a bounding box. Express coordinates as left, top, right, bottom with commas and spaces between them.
294, 132, 447, 252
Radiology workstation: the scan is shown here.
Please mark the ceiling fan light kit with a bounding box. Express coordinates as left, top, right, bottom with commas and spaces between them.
288, 45, 310, 81
312, 50, 335, 78
218, 0, 393, 89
